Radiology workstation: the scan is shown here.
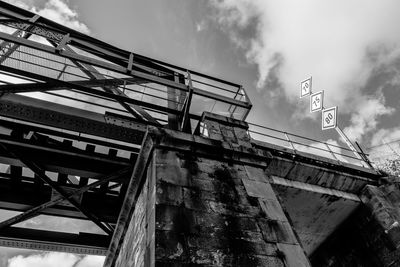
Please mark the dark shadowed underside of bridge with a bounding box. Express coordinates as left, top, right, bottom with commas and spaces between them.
0, 2, 399, 267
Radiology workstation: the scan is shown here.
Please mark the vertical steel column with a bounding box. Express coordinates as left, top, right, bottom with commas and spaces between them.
167, 73, 182, 130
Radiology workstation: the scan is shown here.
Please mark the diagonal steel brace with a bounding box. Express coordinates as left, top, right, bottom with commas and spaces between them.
0, 143, 116, 235
0, 167, 131, 231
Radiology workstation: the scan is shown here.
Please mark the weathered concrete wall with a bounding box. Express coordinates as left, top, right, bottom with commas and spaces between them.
311, 182, 400, 267
154, 149, 310, 266
107, 112, 311, 266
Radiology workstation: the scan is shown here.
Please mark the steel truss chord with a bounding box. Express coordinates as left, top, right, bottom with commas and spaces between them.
0, 14, 39, 64
0, 30, 250, 110
48, 39, 161, 125
180, 71, 194, 133
0, 167, 131, 230
0, 142, 116, 235
0, 77, 147, 94
0, 227, 109, 255
0, 64, 182, 117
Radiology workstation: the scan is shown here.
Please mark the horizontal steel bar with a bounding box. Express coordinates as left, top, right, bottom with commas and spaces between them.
0, 1, 242, 88
0, 176, 121, 222
0, 93, 147, 144
0, 132, 131, 177
0, 32, 250, 110
248, 122, 355, 153
0, 167, 130, 230
0, 226, 108, 255
0, 117, 140, 153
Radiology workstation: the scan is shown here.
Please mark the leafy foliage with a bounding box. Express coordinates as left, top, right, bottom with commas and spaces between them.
374, 158, 400, 177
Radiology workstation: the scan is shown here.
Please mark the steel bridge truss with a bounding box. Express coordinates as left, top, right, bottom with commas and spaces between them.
0, 2, 252, 255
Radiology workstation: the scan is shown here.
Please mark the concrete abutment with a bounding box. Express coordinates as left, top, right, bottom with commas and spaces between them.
105, 112, 394, 267
105, 113, 310, 266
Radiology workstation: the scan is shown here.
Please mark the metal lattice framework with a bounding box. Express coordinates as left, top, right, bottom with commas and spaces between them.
0, 2, 252, 255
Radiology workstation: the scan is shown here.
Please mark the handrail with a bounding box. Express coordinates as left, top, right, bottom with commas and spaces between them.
248, 122, 367, 167
248, 122, 355, 153
0, 35, 251, 121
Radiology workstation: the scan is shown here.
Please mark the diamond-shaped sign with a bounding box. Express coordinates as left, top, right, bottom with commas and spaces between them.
300, 77, 312, 98
310, 91, 324, 113
322, 106, 337, 130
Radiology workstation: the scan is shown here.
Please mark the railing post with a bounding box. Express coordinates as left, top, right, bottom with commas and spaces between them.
180, 70, 193, 133
335, 126, 373, 168
325, 142, 340, 162
284, 132, 296, 152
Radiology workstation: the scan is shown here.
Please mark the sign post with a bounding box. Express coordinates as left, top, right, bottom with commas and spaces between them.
335, 126, 363, 161
299, 77, 369, 166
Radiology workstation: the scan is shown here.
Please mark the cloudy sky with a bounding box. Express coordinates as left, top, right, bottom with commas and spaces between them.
1, 0, 400, 265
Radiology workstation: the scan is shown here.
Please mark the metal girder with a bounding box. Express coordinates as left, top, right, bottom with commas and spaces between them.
0, 93, 147, 144
0, 142, 114, 235
51, 41, 160, 125
0, 14, 39, 64
0, 118, 140, 153
0, 77, 147, 94
0, 2, 179, 77
167, 73, 185, 130
69, 37, 176, 78
0, 31, 251, 109
0, 1, 244, 90
181, 71, 194, 133
0, 31, 185, 91
0, 175, 121, 222
0, 227, 109, 255
0, 132, 131, 177
0, 64, 182, 117
0, 167, 130, 230
0, 1, 252, 127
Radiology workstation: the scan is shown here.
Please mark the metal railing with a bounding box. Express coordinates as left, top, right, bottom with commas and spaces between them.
248, 122, 369, 168
0, 36, 251, 124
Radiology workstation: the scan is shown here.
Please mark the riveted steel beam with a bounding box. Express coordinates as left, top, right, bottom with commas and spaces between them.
0, 93, 147, 144
0, 167, 130, 230
0, 227, 109, 255
0, 142, 114, 235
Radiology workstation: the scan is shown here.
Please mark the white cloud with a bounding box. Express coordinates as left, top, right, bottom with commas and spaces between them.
210, 0, 400, 140
4, 0, 89, 33
8, 252, 78, 267
37, 0, 89, 34
371, 127, 400, 148
7, 252, 105, 267
368, 127, 400, 164
75, 255, 105, 267
344, 92, 394, 142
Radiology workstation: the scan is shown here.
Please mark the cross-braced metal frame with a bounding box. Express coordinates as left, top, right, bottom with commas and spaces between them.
0, 1, 252, 255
